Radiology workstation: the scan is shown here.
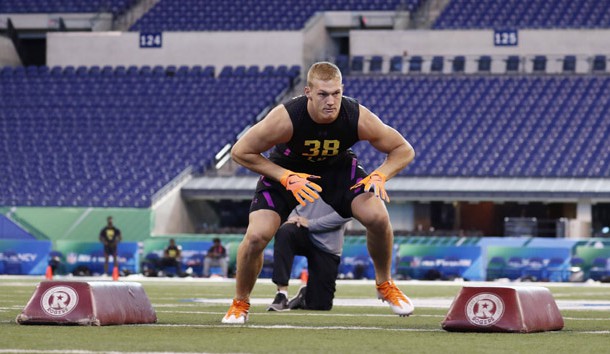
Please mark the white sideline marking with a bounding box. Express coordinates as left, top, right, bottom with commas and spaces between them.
150, 323, 443, 332
181, 297, 610, 311
0, 351, 220, 354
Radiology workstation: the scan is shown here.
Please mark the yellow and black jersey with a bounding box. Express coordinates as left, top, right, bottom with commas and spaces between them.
270, 95, 360, 172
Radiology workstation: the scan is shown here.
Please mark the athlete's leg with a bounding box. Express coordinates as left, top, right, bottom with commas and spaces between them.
351, 193, 393, 284
103, 253, 109, 275
305, 248, 340, 310
235, 209, 281, 301
351, 193, 414, 316
271, 223, 303, 288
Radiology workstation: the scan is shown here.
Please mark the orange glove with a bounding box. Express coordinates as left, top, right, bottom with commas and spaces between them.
350, 170, 389, 202
280, 171, 322, 207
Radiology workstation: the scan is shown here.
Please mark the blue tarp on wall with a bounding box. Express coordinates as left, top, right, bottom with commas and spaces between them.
0, 215, 36, 240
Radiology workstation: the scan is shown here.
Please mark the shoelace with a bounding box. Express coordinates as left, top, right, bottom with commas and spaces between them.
227, 299, 250, 317
377, 281, 409, 306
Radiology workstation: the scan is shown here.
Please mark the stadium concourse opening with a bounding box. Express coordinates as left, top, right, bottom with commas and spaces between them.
191, 198, 579, 238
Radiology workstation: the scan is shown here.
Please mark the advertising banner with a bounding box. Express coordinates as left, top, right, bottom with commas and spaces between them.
0, 240, 52, 275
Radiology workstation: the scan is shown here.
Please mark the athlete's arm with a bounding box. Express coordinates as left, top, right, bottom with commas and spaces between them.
357, 105, 415, 179
231, 105, 293, 182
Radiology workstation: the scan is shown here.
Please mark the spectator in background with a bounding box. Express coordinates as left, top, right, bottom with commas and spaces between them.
99, 216, 122, 276
203, 238, 228, 278
160, 238, 183, 276
267, 199, 351, 312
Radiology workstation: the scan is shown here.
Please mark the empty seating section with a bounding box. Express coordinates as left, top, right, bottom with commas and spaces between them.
0, 0, 134, 17
0, 65, 296, 207
345, 75, 610, 178
434, 0, 610, 29
130, 0, 420, 31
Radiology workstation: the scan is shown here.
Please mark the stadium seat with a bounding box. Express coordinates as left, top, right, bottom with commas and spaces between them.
521, 257, 545, 281
246, 66, 260, 77
233, 66, 247, 77
532, 55, 547, 73
433, 0, 610, 30
389, 55, 403, 73
0, 64, 293, 207
261, 65, 275, 77
408, 56, 423, 73
592, 55, 607, 72
129, 0, 409, 32
546, 257, 568, 282
152, 65, 166, 77
589, 257, 610, 281
126, 66, 138, 76
430, 56, 444, 73
562, 55, 576, 73
335, 54, 350, 74
451, 56, 465, 73
477, 55, 492, 72
505, 55, 521, 72
369, 55, 383, 73
219, 66, 234, 77
351, 56, 364, 73
503, 256, 525, 280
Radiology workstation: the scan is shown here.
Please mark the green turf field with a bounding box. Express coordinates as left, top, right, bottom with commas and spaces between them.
1, 277, 609, 353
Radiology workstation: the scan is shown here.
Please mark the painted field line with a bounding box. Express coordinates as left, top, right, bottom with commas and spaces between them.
0, 351, 218, 354
155, 309, 446, 318
181, 297, 610, 311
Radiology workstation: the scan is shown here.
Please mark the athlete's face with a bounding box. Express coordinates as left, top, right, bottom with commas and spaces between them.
305, 77, 343, 123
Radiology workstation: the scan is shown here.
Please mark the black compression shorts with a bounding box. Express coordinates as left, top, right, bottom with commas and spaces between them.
249, 153, 369, 221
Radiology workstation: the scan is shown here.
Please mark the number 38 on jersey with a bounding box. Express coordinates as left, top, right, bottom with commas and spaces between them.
302, 139, 340, 162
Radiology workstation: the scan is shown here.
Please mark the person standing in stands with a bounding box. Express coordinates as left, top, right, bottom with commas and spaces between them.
99, 216, 122, 276
223, 61, 416, 324
267, 199, 350, 312
203, 238, 228, 278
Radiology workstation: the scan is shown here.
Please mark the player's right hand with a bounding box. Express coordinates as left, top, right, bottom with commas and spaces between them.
280, 171, 322, 206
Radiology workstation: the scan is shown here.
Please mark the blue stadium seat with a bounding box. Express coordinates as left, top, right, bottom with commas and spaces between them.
532, 55, 547, 73
477, 55, 492, 72
389, 55, 403, 73
351, 56, 364, 73
451, 55, 465, 73
430, 56, 444, 73
261, 65, 275, 77
589, 257, 610, 281
369, 55, 383, 73
0, 65, 293, 207
335, 54, 350, 74
562, 55, 577, 73
408, 56, 423, 72
592, 55, 607, 72
505, 55, 520, 72
433, 0, 610, 30
219, 66, 234, 78
233, 65, 247, 77
129, 0, 408, 31
246, 66, 260, 77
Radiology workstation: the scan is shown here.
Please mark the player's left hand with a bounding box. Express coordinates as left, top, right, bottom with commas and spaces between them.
350, 170, 389, 203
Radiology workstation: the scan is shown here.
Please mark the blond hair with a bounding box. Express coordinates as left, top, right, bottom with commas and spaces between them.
307, 61, 342, 87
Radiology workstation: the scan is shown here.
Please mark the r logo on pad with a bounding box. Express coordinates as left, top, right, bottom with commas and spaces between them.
465, 293, 505, 326
40, 286, 79, 317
